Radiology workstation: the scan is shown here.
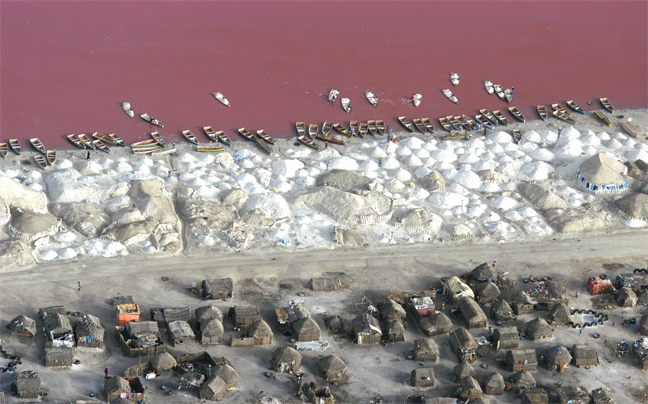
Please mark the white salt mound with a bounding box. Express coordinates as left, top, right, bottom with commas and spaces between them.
271, 159, 305, 178
246, 192, 292, 219
519, 161, 555, 181
487, 131, 513, 144
327, 156, 359, 171
452, 170, 482, 189
400, 137, 424, 150
492, 196, 519, 211
427, 192, 469, 209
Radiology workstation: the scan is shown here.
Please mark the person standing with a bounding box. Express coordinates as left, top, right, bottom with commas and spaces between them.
558, 127, 562, 137
86, 151, 90, 160
77, 281, 81, 292
104, 367, 109, 379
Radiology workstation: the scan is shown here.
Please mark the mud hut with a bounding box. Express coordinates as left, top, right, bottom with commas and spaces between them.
492, 326, 519, 350
525, 318, 553, 341
8, 314, 36, 337
318, 355, 349, 384
616, 287, 638, 307
195, 305, 224, 323
293, 317, 321, 342
544, 345, 572, 373
458, 376, 482, 400
548, 303, 572, 325
150, 307, 191, 328
199, 375, 227, 401
490, 299, 513, 322
413, 338, 439, 362
117, 321, 165, 357
105, 376, 145, 403
44, 347, 74, 368
351, 313, 382, 345
299, 382, 335, 404
150, 352, 177, 372
521, 387, 548, 404
557, 386, 590, 404
230, 305, 260, 327
271, 347, 302, 373
640, 314, 648, 336
213, 364, 239, 391
410, 296, 436, 319
469, 262, 498, 282
544, 280, 568, 303
418, 312, 452, 337
453, 361, 475, 380
458, 297, 487, 329
246, 319, 273, 345
591, 387, 615, 403
449, 327, 478, 363
42, 312, 73, 347
510, 369, 536, 391
483, 372, 505, 395
74, 314, 105, 349
506, 349, 538, 372
197, 278, 234, 300
511, 291, 534, 315
378, 298, 406, 322
411, 368, 435, 387
572, 344, 599, 367
311, 277, 343, 291
199, 317, 224, 345
473, 281, 501, 303
385, 319, 405, 342
16, 371, 42, 399
168, 320, 196, 346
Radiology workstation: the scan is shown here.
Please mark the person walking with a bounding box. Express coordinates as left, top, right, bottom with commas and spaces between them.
86, 151, 90, 160
104, 367, 109, 379
77, 281, 81, 292
558, 127, 562, 137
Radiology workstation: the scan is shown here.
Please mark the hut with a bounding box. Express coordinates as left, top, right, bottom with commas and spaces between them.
506, 349, 538, 372
411, 367, 435, 388
275, 300, 311, 325
311, 277, 343, 291
418, 312, 452, 337
525, 318, 553, 341
230, 305, 260, 327
168, 320, 196, 346
73, 313, 105, 349
318, 355, 349, 384
150, 306, 192, 328
490, 299, 513, 322
299, 382, 335, 404
42, 312, 74, 347
521, 387, 548, 404
544, 345, 572, 373
213, 364, 239, 391
458, 297, 487, 329
458, 376, 482, 400
114, 296, 141, 326
448, 327, 478, 363
384, 320, 405, 342
351, 313, 382, 345
453, 361, 475, 381
293, 317, 321, 342
511, 291, 534, 315
413, 338, 439, 362
543, 280, 568, 303
199, 375, 228, 401
591, 387, 615, 404
325, 315, 344, 334
469, 262, 498, 282
410, 296, 435, 319
196, 278, 234, 300
105, 376, 145, 403
548, 303, 572, 325
640, 314, 648, 336
15, 371, 42, 399
510, 369, 536, 391
246, 319, 273, 345
116, 321, 165, 357
492, 326, 519, 350
378, 298, 406, 322
473, 281, 501, 303
150, 352, 177, 372
195, 305, 224, 323
8, 315, 37, 337
577, 152, 628, 193
199, 317, 224, 345
633, 337, 648, 370
271, 347, 302, 373
615, 193, 648, 220
557, 386, 590, 404
483, 372, 505, 395
443, 276, 475, 302
572, 344, 599, 367
616, 287, 638, 307
44, 347, 74, 368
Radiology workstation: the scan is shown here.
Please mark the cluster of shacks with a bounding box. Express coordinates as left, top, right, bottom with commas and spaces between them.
195, 305, 224, 345
229, 305, 273, 347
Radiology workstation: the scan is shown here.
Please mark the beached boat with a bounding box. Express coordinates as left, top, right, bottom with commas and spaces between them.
447, 116, 463, 131
551, 103, 562, 111
30, 138, 46, 154
150, 131, 165, 146
620, 122, 639, 138
151, 148, 176, 157
212, 92, 231, 107
46, 149, 57, 165
121, 102, 134, 118
214, 131, 231, 146
398, 116, 416, 132
422, 118, 434, 133
238, 128, 256, 141
494, 84, 506, 101
593, 111, 611, 127
413, 118, 427, 134
474, 115, 494, 130
182, 130, 199, 145
567, 100, 585, 114
92, 132, 117, 146
367, 120, 378, 136
308, 124, 318, 140
537, 105, 548, 121
341, 97, 351, 113
9, 139, 21, 155
78, 134, 95, 149
239, 128, 271, 154
479, 109, 499, 126
297, 135, 320, 150
203, 126, 218, 142
504, 88, 514, 103
34, 155, 47, 169
359, 122, 369, 137
439, 117, 452, 132
552, 109, 577, 124
513, 130, 522, 143
132, 146, 163, 155
455, 116, 472, 131
450, 72, 460, 87
92, 140, 110, 153
600, 97, 614, 113
332, 123, 349, 136
412, 93, 422, 107
442, 89, 458, 104
365, 91, 378, 107
295, 122, 306, 138
67, 134, 85, 149
328, 88, 339, 103
315, 134, 345, 146
197, 144, 225, 153
442, 132, 470, 141
256, 130, 276, 144
461, 114, 480, 130
0, 143, 7, 158
322, 121, 333, 136
493, 110, 510, 126
108, 133, 125, 146
376, 120, 386, 135
484, 81, 494, 95
349, 121, 360, 136
140, 113, 164, 127
508, 107, 526, 123
131, 139, 158, 148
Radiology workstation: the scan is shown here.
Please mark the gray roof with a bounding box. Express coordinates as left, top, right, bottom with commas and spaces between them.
168, 320, 195, 339
127, 321, 159, 336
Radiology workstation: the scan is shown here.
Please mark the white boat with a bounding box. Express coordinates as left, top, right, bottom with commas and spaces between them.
212, 92, 231, 107
121, 102, 134, 117
450, 72, 460, 87
328, 88, 339, 103
494, 84, 506, 101
365, 91, 378, 107
442, 89, 458, 104
341, 97, 351, 113
412, 93, 422, 107
484, 81, 494, 95
504, 87, 514, 103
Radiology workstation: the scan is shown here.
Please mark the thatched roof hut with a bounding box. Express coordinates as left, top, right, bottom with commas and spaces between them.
506, 349, 538, 372
200, 278, 234, 300
318, 355, 349, 384
74, 317, 105, 349
591, 387, 615, 403
483, 372, 505, 395
458, 297, 487, 329
168, 320, 196, 346
640, 314, 648, 336
473, 281, 501, 303
292, 317, 321, 342
545, 345, 572, 373
44, 347, 74, 368
544, 280, 567, 301
351, 313, 382, 345
311, 277, 343, 291
614, 193, 648, 220
195, 305, 223, 323
490, 299, 513, 322
199, 375, 227, 401
385, 320, 405, 342
557, 386, 590, 404
150, 352, 177, 371
231, 305, 260, 327
510, 369, 536, 390
8, 314, 37, 337
453, 361, 475, 380
411, 368, 435, 387
246, 319, 273, 345
616, 287, 637, 307
458, 376, 482, 400
572, 344, 599, 367
105, 376, 133, 403
213, 364, 239, 390
43, 312, 72, 339
548, 303, 572, 325
525, 318, 553, 340
493, 326, 519, 350
469, 262, 498, 282
418, 312, 452, 336
449, 327, 478, 363
413, 338, 439, 362
521, 387, 548, 404
199, 317, 224, 345
511, 291, 534, 315
16, 371, 41, 399
379, 298, 406, 322
271, 347, 302, 373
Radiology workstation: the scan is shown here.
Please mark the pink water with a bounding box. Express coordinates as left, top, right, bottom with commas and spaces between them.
1, 1, 646, 149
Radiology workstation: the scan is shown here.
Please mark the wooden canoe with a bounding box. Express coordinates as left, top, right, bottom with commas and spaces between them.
552, 109, 577, 124
508, 107, 526, 123
493, 84, 506, 101
203, 126, 218, 142
322, 121, 333, 136
182, 130, 199, 145
0, 143, 7, 159
67, 134, 86, 149
551, 103, 563, 111
474, 115, 494, 130
9, 139, 21, 155
30, 138, 46, 154
256, 130, 276, 144
328, 88, 339, 103
239, 128, 271, 154
447, 116, 463, 131
600, 97, 614, 113
92, 132, 119, 146
593, 111, 611, 127
108, 133, 125, 146
450, 72, 460, 87
537, 105, 548, 121
46, 149, 57, 165
479, 109, 499, 126
341, 97, 351, 113
151, 148, 176, 156
332, 123, 349, 136
442, 89, 459, 104
238, 128, 256, 141
422, 118, 434, 133
567, 100, 585, 114
504, 88, 514, 103
197, 144, 225, 153
78, 134, 95, 149
359, 122, 369, 137
461, 114, 480, 130
484, 81, 494, 95
297, 135, 320, 150
295, 122, 306, 137
131, 139, 158, 148
215, 131, 231, 146
34, 155, 47, 169
438, 117, 452, 132
376, 120, 386, 135
412, 118, 427, 134
620, 122, 639, 138
212, 92, 231, 107
513, 130, 522, 143
367, 120, 378, 136
308, 124, 318, 139
442, 132, 470, 141
493, 110, 510, 126
140, 113, 164, 127
122, 101, 134, 117
349, 121, 360, 136
132, 146, 163, 155
151, 131, 165, 146
365, 91, 378, 107
93, 140, 111, 153
454, 116, 471, 131
398, 116, 416, 132
315, 133, 345, 146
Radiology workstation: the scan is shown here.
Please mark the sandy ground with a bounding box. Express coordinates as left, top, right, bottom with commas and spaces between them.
1, 230, 647, 403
